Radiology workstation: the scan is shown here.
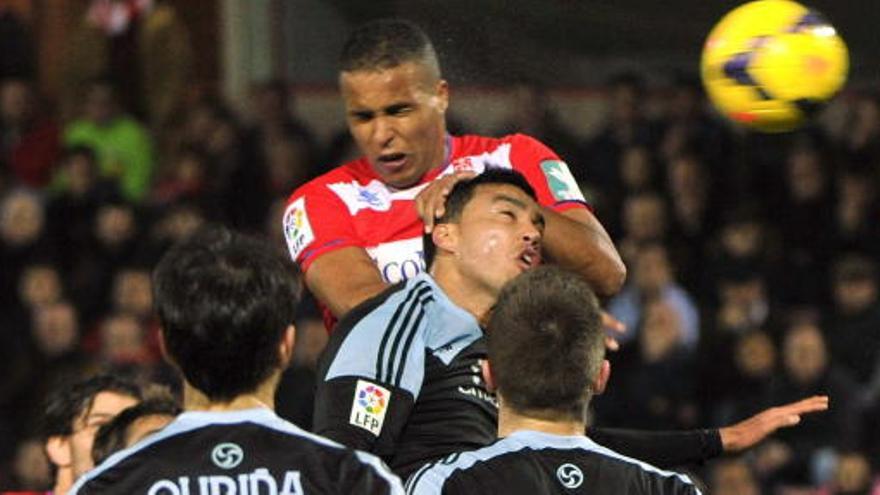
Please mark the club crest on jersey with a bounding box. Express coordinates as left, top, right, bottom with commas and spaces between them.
540, 160, 585, 202
556, 463, 584, 489
350, 380, 391, 436
328, 180, 392, 215
283, 197, 315, 260
211, 442, 244, 469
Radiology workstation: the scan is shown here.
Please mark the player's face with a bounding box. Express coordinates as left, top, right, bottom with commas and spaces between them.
340, 62, 449, 189
452, 184, 544, 294
69, 391, 138, 476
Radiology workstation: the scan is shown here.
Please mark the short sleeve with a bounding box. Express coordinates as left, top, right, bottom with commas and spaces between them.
506, 134, 591, 213
283, 185, 362, 273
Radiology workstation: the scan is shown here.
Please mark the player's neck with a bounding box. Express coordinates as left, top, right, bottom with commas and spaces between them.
53, 468, 74, 495
182, 380, 277, 413
433, 266, 496, 324
497, 406, 586, 438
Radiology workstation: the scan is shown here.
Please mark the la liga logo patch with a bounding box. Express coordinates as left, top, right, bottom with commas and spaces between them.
350, 380, 391, 436
358, 384, 387, 414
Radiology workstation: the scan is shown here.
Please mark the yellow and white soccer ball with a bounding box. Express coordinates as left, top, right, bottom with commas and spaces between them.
700, 0, 849, 132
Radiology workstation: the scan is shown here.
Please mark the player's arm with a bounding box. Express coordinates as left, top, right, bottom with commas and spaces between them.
306, 247, 388, 318
540, 206, 625, 297
283, 189, 389, 319
589, 395, 829, 468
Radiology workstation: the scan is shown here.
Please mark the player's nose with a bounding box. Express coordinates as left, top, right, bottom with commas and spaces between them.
372, 116, 396, 146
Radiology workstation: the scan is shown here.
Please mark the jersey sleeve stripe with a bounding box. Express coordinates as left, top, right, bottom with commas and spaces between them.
393, 297, 433, 386
405, 461, 438, 494
383, 287, 430, 383
376, 282, 430, 381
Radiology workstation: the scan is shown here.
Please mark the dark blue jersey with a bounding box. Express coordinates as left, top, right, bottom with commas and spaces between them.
314, 274, 497, 478
314, 275, 723, 480
69, 408, 403, 494
405, 430, 701, 495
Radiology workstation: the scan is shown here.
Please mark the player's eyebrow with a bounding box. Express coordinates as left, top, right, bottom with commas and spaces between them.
492, 194, 527, 210
492, 195, 545, 229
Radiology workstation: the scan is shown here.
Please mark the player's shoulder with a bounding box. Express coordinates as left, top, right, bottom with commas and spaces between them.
288, 155, 374, 201
582, 437, 701, 494
320, 275, 437, 373
454, 132, 544, 146
71, 409, 403, 494
407, 431, 700, 495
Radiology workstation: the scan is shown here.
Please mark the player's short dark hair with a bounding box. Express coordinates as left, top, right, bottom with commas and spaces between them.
42, 373, 142, 440
340, 18, 440, 78
92, 396, 181, 465
422, 169, 537, 269
487, 266, 604, 420
153, 225, 302, 402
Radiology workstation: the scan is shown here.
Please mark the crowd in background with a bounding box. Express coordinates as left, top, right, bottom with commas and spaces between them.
1, 62, 879, 493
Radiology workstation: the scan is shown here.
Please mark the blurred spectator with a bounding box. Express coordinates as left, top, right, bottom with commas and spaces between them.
771, 142, 835, 306
494, 80, 581, 162
816, 451, 880, 495
0, 189, 53, 309
656, 75, 730, 172
239, 80, 318, 229
832, 167, 880, 256
0, 78, 61, 188
47, 145, 122, 274
96, 313, 154, 371
60, 0, 192, 131
705, 330, 777, 426
702, 202, 779, 306
64, 78, 154, 202
0, 8, 34, 80
151, 145, 209, 206
597, 297, 697, 430
617, 191, 668, 261
760, 320, 862, 485
709, 457, 761, 495
8, 438, 51, 491
608, 242, 699, 350
825, 254, 880, 387
600, 144, 658, 238
842, 93, 880, 165
664, 151, 718, 293
580, 72, 659, 191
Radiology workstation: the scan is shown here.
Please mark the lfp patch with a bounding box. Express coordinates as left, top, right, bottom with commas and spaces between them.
349, 380, 391, 436
283, 197, 315, 261
540, 160, 585, 202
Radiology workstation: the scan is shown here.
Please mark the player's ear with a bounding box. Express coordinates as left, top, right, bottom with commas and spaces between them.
45, 435, 71, 468
278, 324, 296, 368
431, 223, 458, 256
480, 359, 496, 392
436, 79, 449, 113
157, 329, 179, 370
592, 359, 611, 396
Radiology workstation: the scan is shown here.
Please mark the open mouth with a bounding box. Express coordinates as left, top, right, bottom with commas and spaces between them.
377, 153, 407, 171
517, 246, 541, 270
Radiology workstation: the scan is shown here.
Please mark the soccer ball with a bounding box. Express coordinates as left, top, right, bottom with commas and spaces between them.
700, 0, 849, 132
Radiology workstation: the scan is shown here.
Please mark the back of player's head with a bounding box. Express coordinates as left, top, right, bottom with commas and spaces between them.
340, 18, 440, 79
487, 266, 604, 420
423, 168, 537, 269
42, 373, 142, 440
92, 396, 181, 466
152, 225, 302, 402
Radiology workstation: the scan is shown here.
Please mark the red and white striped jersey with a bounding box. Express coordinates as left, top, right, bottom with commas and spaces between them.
283, 133, 588, 329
